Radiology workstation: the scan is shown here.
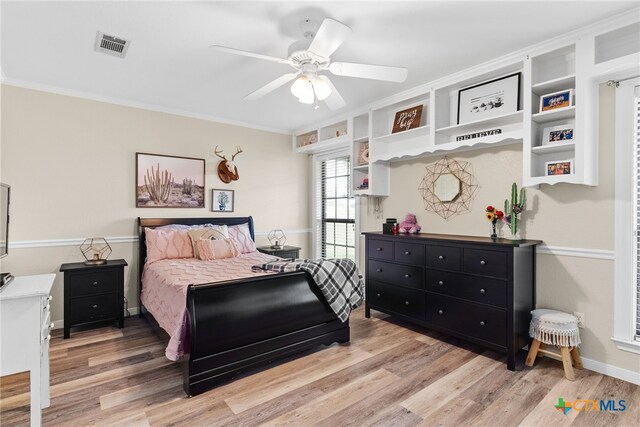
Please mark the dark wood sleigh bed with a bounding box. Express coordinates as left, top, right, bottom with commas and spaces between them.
137, 216, 350, 396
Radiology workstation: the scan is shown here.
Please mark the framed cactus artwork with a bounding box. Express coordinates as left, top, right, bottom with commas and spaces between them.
211, 189, 234, 212
136, 153, 205, 208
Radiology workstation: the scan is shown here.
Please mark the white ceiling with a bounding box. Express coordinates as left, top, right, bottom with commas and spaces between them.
1, 1, 638, 133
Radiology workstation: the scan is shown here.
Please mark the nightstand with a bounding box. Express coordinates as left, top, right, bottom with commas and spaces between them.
257, 245, 301, 259
60, 259, 127, 339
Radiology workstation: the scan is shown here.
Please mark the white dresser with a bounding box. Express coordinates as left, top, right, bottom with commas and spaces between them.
0, 274, 55, 427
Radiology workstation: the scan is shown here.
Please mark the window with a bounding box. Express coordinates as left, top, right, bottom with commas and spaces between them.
313, 153, 356, 261
613, 77, 640, 353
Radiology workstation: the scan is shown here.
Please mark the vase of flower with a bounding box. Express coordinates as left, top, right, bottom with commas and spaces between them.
485, 206, 504, 239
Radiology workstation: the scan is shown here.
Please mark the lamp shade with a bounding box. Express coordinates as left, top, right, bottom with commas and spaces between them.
312, 77, 332, 101
290, 76, 312, 99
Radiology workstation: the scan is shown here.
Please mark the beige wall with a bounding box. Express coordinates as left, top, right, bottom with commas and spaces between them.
359, 84, 639, 373
0, 85, 310, 324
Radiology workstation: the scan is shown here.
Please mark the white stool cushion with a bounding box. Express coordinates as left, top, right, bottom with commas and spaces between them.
530, 309, 581, 346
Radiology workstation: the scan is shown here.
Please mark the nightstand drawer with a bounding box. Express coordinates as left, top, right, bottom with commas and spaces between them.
368, 260, 424, 290
463, 249, 507, 278
276, 250, 299, 259
426, 293, 506, 347
368, 282, 425, 320
368, 239, 393, 261
69, 293, 119, 323
425, 245, 461, 271
68, 270, 119, 296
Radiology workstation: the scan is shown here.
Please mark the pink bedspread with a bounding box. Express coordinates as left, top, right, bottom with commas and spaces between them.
141, 252, 280, 361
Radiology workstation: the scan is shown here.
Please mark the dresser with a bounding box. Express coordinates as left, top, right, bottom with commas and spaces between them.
363, 232, 540, 370
0, 274, 55, 427
60, 259, 127, 338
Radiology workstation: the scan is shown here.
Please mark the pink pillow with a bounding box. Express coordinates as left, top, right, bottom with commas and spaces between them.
145, 228, 194, 264
195, 238, 240, 260
228, 223, 257, 254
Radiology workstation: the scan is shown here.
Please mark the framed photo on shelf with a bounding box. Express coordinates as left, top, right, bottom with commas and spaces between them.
545, 160, 573, 176
211, 189, 234, 212
136, 152, 205, 208
542, 124, 574, 145
457, 72, 521, 125
392, 105, 423, 133
540, 89, 573, 112
358, 143, 369, 166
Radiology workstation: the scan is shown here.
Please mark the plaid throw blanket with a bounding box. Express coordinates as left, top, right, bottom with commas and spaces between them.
252, 258, 364, 322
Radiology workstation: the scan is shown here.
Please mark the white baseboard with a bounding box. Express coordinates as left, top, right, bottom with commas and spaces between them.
581, 356, 640, 385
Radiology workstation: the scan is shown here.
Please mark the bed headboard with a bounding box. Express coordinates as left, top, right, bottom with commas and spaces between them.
137, 216, 255, 315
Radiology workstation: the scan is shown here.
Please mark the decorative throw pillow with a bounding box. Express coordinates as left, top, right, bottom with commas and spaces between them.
228, 223, 257, 254
187, 225, 229, 258
195, 238, 240, 261
145, 228, 194, 264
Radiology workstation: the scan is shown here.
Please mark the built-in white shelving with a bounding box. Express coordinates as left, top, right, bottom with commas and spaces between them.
293, 12, 640, 189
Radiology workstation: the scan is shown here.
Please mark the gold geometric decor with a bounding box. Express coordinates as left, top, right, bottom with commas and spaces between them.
418, 156, 479, 220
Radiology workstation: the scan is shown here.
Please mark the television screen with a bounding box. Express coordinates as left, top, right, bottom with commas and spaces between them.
0, 183, 10, 259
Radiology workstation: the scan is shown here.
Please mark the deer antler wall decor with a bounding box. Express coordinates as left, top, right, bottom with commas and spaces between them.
213, 145, 243, 183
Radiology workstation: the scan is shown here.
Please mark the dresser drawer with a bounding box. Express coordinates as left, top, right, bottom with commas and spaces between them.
425, 245, 461, 271
368, 239, 393, 261
69, 293, 119, 323
368, 282, 425, 320
463, 249, 507, 278
394, 242, 425, 266
425, 270, 507, 308
368, 260, 424, 290
68, 270, 119, 296
425, 293, 506, 347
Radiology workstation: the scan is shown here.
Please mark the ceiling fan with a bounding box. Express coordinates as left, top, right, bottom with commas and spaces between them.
210, 18, 408, 110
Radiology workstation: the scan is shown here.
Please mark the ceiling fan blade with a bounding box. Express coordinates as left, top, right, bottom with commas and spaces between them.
209, 45, 291, 65
308, 18, 352, 59
318, 75, 346, 110
329, 62, 408, 83
244, 73, 299, 100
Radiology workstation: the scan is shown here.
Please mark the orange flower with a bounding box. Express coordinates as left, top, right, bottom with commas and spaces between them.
486, 212, 495, 222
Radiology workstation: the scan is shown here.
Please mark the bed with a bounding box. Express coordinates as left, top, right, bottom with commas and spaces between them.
137, 216, 350, 396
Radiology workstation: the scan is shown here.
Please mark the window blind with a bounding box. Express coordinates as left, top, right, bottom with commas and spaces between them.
315, 156, 356, 260
635, 85, 640, 338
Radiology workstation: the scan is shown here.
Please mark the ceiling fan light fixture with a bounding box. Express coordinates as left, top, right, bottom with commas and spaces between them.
290, 75, 312, 99
312, 78, 332, 101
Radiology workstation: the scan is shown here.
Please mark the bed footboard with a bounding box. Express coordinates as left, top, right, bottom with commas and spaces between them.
185, 270, 350, 396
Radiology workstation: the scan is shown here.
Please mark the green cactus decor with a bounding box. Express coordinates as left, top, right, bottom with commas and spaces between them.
182, 178, 194, 195
144, 163, 174, 203
503, 182, 525, 239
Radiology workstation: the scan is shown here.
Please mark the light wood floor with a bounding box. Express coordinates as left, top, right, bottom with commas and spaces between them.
1, 308, 638, 426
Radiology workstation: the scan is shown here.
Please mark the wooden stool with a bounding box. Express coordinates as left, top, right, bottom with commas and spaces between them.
525, 309, 582, 381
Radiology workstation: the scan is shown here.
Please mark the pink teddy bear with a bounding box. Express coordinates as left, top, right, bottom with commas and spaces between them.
398, 213, 421, 234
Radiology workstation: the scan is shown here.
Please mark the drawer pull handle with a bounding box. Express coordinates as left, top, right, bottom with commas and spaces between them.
480, 321, 486, 326
44, 304, 50, 311
438, 255, 444, 260
404, 251, 411, 255
92, 304, 98, 309
45, 334, 51, 340
376, 247, 383, 251
404, 274, 411, 278
376, 268, 383, 272
437, 280, 444, 286
480, 260, 486, 265
50, 322, 55, 329
376, 293, 381, 297
47, 295, 53, 301
438, 309, 444, 315
480, 288, 486, 294
93, 281, 99, 285
405, 301, 410, 306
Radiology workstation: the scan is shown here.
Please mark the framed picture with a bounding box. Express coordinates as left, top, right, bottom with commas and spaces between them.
392, 105, 423, 133
457, 72, 521, 125
211, 189, 234, 212
136, 153, 205, 208
545, 160, 573, 176
542, 124, 574, 145
540, 89, 573, 112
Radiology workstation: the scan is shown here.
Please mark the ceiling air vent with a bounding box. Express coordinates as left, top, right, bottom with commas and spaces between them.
94, 31, 130, 58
